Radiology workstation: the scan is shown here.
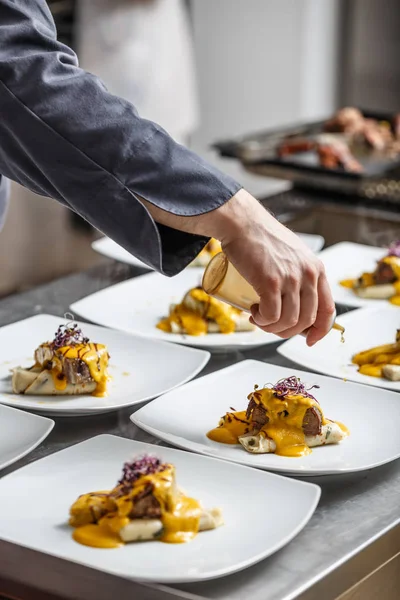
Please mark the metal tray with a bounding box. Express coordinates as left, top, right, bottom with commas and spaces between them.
213, 110, 400, 201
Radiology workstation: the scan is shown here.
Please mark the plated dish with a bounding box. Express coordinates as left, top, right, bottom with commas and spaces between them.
319, 242, 397, 308
131, 360, 400, 475
0, 404, 54, 471
71, 269, 276, 351
278, 305, 400, 392
12, 322, 110, 397
207, 376, 348, 457
352, 329, 400, 381
70, 454, 223, 548
0, 435, 321, 582
340, 240, 400, 305
0, 315, 209, 416
156, 286, 255, 336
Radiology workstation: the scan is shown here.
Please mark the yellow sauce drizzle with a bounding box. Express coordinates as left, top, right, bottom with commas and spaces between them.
70, 466, 202, 548
336, 421, 350, 436
207, 389, 332, 458
340, 278, 357, 289
157, 287, 240, 336
207, 411, 250, 444
73, 524, 123, 548
53, 343, 109, 396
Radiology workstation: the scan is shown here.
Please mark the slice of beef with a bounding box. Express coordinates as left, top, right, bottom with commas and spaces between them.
246, 397, 268, 431
250, 405, 268, 430
130, 494, 162, 519
64, 358, 92, 385
129, 485, 162, 519
375, 261, 396, 285
246, 397, 257, 421
302, 407, 322, 437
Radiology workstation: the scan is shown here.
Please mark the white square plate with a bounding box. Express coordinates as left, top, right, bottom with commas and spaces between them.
0, 404, 54, 470
71, 269, 277, 351
131, 360, 400, 475
278, 304, 400, 392
92, 233, 325, 268
319, 242, 392, 308
0, 435, 320, 583
0, 315, 209, 416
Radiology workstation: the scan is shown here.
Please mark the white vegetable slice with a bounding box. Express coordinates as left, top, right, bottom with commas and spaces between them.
12, 368, 96, 395
382, 364, 400, 381
119, 518, 164, 542
199, 507, 224, 531
12, 368, 38, 393
238, 433, 276, 454
355, 284, 395, 299
305, 422, 348, 447
238, 421, 348, 454
119, 507, 223, 543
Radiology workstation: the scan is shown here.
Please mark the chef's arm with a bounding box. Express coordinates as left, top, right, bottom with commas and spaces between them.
0, 0, 241, 276
0, 0, 335, 344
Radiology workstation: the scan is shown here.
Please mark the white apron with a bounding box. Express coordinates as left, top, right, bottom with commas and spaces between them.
76, 0, 199, 144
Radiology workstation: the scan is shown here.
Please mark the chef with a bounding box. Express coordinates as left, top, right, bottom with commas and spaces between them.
0, 0, 335, 345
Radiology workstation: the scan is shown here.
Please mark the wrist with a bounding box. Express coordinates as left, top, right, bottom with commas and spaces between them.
198, 188, 257, 243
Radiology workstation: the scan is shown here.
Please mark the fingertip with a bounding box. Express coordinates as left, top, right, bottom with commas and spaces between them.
306, 329, 319, 347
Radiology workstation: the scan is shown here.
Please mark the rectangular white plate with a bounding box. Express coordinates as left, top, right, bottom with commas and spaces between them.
71, 269, 277, 351
0, 315, 209, 416
319, 242, 391, 308
92, 233, 325, 268
278, 304, 400, 392
131, 360, 400, 475
0, 435, 320, 583
0, 404, 54, 470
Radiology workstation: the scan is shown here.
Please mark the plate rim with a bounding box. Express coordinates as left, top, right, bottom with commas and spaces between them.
0, 433, 321, 583
0, 403, 54, 470
130, 358, 400, 475
0, 314, 210, 416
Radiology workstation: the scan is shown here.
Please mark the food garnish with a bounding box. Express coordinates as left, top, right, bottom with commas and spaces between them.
69, 453, 223, 548
207, 376, 348, 457
12, 321, 110, 397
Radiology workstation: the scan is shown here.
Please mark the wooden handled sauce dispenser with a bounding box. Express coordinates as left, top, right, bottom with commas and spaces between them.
202, 252, 345, 340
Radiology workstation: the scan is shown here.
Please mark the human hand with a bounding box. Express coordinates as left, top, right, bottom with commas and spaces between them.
209, 190, 335, 345
140, 188, 335, 345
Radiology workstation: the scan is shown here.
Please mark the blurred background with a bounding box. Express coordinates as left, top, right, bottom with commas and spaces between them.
1, 0, 399, 297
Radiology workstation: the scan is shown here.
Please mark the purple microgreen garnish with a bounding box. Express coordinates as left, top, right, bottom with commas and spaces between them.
50, 322, 89, 349
265, 376, 320, 402
387, 240, 400, 258
118, 455, 167, 486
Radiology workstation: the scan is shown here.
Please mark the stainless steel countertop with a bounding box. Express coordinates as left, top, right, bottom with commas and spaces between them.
0, 260, 399, 600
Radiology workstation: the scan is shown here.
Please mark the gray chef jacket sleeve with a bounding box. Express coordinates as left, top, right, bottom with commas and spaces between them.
0, 0, 242, 276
